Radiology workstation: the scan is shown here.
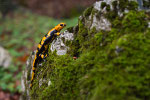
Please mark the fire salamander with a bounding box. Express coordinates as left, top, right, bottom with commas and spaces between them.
30, 23, 66, 89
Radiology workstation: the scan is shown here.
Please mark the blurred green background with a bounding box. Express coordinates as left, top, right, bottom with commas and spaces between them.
0, 0, 97, 99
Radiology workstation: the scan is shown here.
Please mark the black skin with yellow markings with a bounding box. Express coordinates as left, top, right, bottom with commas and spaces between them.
30, 23, 66, 89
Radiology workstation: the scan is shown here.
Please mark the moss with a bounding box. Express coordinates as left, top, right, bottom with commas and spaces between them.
118, 0, 129, 12
61, 37, 65, 43
143, 0, 150, 8
105, 0, 141, 26
105, 10, 118, 22
106, 0, 138, 22
101, 2, 107, 9
106, 4, 111, 12
76, 21, 100, 53
122, 11, 148, 32
128, 1, 138, 10
38, 27, 150, 100
75, 20, 89, 53
67, 27, 74, 33
118, 0, 138, 11
65, 40, 71, 46
91, 8, 99, 16
112, 17, 122, 28
112, 1, 118, 10
29, 2, 150, 100
83, 6, 93, 18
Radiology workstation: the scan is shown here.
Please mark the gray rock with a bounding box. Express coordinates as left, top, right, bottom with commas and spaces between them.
0, 46, 12, 68
21, 51, 35, 100
90, 15, 111, 31
93, 1, 101, 11
39, 78, 46, 87
94, 0, 114, 12
50, 30, 74, 55
48, 80, 52, 86
84, 1, 112, 31
148, 22, 150, 28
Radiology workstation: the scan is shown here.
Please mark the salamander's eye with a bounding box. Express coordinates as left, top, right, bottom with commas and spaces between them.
60, 24, 63, 26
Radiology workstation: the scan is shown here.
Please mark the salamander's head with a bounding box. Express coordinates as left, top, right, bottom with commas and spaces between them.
55, 23, 66, 32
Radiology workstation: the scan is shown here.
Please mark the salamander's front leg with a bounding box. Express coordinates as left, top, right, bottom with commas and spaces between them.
39, 54, 48, 59
54, 32, 61, 36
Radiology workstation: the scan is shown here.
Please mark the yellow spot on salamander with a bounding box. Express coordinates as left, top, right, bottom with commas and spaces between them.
38, 44, 42, 49
32, 67, 35, 70
31, 72, 34, 80
32, 55, 37, 67
41, 37, 46, 45
41, 54, 44, 59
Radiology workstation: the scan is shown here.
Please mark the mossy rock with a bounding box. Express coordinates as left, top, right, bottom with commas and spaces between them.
29, 1, 150, 100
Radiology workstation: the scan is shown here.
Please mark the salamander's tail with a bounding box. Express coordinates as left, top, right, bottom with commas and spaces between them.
30, 55, 37, 89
